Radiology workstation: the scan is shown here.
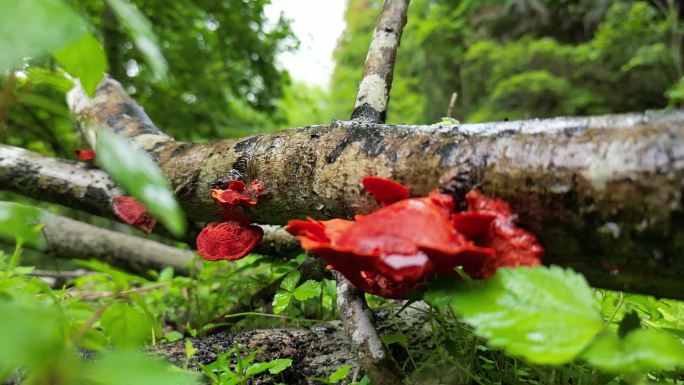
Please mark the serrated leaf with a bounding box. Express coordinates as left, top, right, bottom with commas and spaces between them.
272, 290, 292, 314
0, 0, 87, 71
425, 266, 604, 364
105, 0, 168, 81
0, 202, 46, 249
582, 329, 684, 372
328, 364, 351, 383
293, 280, 321, 301
95, 129, 186, 236
280, 271, 301, 292
53, 33, 108, 97
100, 302, 152, 348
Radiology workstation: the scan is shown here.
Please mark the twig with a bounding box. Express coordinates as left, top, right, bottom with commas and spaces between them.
334, 272, 405, 385
446, 92, 458, 118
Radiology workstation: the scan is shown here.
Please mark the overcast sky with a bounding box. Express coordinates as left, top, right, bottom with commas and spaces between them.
264, 0, 347, 89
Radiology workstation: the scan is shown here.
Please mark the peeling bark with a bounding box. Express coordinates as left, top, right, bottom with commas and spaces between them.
67, 78, 684, 299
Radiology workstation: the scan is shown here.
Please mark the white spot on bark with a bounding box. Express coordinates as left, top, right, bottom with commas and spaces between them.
356, 75, 388, 112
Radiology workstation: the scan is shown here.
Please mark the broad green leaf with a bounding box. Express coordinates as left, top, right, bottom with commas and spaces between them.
280, 271, 301, 292
0, 298, 65, 369
95, 129, 186, 236
582, 329, 684, 372
292, 280, 322, 301
105, 0, 168, 81
0, 0, 87, 71
328, 364, 351, 383
617, 310, 640, 338
272, 290, 292, 314
84, 350, 197, 385
53, 33, 108, 97
0, 202, 46, 249
245, 358, 292, 376
165, 331, 183, 343
100, 302, 152, 348
265, 358, 292, 374
425, 266, 604, 364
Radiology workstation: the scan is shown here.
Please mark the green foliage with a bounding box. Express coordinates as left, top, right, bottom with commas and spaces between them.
53, 33, 108, 96
425, 265, 684, 377
95, 129, 186, 236
311, 364, 352, 384
200, 345, 292, 385
0, 0, 87, 71
272, 270, 322, 314
330, 0, 684, 124
426, 266, 604, 364
0, 202, 46, 249
104, 0, 168, 81
582, 329, 684, 373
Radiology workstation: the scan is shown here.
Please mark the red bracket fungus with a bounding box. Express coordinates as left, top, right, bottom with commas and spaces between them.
112, 196, 157, 233
285, 176, 543, 299
75, 149, 96, 161
196, 178, 266, 261
196, 221, 264, 261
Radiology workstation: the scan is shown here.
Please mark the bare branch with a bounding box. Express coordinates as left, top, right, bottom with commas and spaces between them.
334, 272, 405, 384
351, 0, 410, 123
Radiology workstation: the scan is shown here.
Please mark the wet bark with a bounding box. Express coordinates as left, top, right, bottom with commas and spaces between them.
68, 78, 684, 299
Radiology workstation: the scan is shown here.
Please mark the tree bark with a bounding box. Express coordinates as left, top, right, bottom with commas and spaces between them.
67, 78, 684, 299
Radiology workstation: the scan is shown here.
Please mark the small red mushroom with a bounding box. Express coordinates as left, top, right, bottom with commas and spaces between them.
285, 176, 543, 299
75, 149, 96, 161
211, 178, 266, 211
196, 221, 264, 261
112, 196, 157, 233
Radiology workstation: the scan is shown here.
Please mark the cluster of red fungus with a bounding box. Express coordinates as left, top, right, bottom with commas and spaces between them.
195, 178, 266, 261
285, 176, 543, 299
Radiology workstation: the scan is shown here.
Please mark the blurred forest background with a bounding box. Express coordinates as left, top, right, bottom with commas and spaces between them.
2, 0, 683, 160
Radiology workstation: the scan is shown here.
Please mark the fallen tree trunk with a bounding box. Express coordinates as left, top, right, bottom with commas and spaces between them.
68, 78, 684, 299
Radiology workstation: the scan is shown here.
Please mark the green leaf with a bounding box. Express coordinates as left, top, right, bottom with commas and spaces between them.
95, 129, 186, 236
328, 364, 351, 383
0, 298, 65, 369
292, 280, 322, 301
105, 0, 168, 81
272, 290, 292, 314
425, 266, 604, 364
280, 271, 301, 292
52, 33, 108, 97
245, 358, 292, 376
0, 202, 46, 249
265, 358, 292, 374
0, 0, 87, 71
100, 302, 152, 348
582, 329, 684, 372
84, 349, 197, 385
165, 331, 183, 343
352, 375, 371, 385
